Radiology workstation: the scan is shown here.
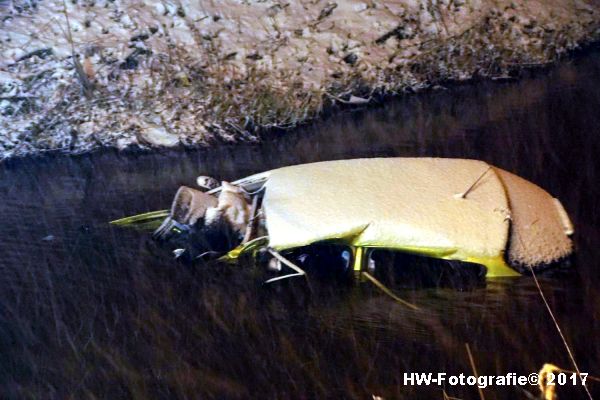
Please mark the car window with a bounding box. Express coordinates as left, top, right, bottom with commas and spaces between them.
284, 243, 354, 281
366, 249, 486, 289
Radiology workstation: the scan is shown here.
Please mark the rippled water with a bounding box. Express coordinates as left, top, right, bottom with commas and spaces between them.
2, 49, 600, 399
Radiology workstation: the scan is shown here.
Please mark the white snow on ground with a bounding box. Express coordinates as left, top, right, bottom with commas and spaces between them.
0, 0, 599, 159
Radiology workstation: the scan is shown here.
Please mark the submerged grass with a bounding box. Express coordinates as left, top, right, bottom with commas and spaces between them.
362, 271, 420, 311
465, 343, 485, 400
529, 266, 594, 400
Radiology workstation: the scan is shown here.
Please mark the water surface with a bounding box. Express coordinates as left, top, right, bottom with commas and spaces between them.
2, 50, 600, 399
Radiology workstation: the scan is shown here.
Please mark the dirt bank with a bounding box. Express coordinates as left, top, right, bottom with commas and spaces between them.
1, 0, 599, 159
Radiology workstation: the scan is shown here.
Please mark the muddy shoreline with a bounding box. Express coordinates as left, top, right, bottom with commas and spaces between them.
2, 39, 599, 166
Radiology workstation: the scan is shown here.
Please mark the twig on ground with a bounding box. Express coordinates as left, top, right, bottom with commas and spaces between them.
61, 0, 93, 98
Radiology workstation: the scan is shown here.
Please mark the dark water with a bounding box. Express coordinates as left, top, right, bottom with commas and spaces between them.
2, 50, 600, 400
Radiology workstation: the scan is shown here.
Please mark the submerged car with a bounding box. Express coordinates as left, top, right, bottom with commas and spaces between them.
113, 158, 574, 279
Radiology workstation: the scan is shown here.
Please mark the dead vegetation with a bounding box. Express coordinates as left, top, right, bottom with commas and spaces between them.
1, 0, 599, 159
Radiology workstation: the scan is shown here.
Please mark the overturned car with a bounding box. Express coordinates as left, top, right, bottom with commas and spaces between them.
112, 158, 574, 281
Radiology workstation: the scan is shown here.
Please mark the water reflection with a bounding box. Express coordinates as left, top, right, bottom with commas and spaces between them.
1, 49, 600, 399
